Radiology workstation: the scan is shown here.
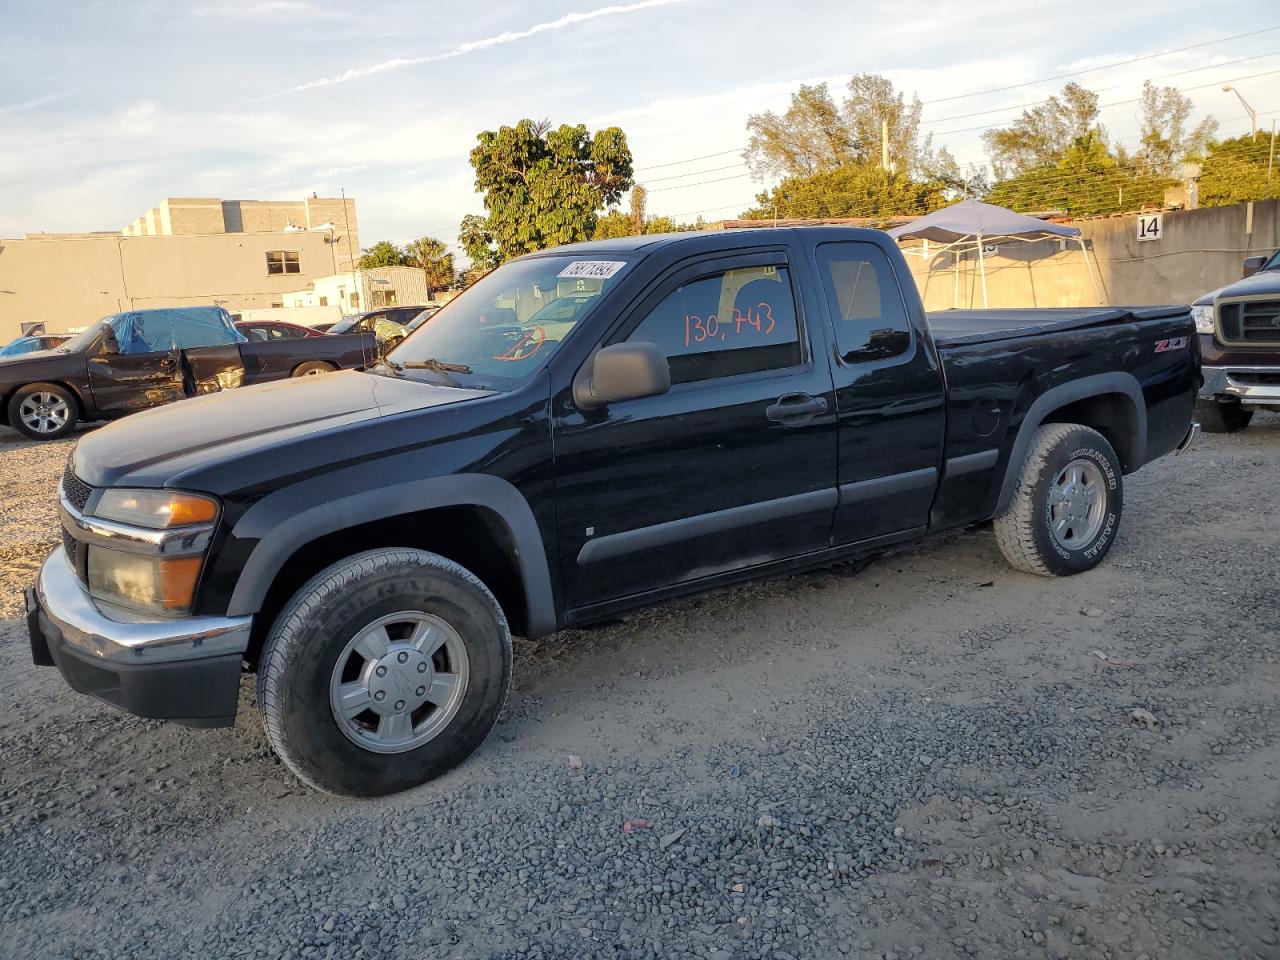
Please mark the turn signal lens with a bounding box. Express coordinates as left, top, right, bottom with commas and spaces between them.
87, 551, 204, 615
95, 489, 218, 528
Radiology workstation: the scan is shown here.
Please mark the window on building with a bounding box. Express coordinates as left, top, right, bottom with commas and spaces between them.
815, 243, 912, 363
625, 265, 802, 385
319, 296, 329, 306
266, 250, 301, 275
349, 292, 359, 308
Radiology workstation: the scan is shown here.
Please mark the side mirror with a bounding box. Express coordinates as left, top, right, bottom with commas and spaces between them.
1243, 256, 1266, 278
101, 329, 120, 355
574, 342, 671, 410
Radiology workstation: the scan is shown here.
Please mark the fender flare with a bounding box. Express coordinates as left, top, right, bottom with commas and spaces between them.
995, 372, 1147, 514
225, 472, 557, 637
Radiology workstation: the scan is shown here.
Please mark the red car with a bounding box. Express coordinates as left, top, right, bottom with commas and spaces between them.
235, 320, 325, 342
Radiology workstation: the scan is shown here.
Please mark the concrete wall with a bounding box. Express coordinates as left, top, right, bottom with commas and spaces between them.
905, 200, 1280, 309
0, 231, 345, 336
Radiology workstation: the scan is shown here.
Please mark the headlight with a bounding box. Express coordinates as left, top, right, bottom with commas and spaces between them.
87, 550, 204, 615
95, 489, 218, 528
85, 488, 217, 615
1191, 304, 1215, 335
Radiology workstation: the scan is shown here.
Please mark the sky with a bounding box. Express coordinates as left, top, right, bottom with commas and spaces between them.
1, 0, 1277, 255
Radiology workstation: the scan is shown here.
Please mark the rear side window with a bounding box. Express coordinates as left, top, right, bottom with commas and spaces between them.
816, 243, 911, 363
626, 265, 802, 384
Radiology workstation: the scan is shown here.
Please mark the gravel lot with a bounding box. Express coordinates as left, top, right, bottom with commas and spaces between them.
0, 418, 1277, 960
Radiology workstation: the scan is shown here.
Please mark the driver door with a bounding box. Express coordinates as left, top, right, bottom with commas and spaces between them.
86, 320, 184, 415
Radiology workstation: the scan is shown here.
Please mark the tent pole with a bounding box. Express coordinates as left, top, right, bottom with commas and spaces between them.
953, 251, 960, 308
1079, 237, 1104, 305
977, 236, 989, 308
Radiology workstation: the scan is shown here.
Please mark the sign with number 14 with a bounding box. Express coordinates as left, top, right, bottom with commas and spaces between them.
1136, 213, 1162, 242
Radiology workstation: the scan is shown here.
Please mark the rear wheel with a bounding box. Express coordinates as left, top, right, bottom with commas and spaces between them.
1195, 398, 1253, 434
8, 382, 79, 440
993, 423, 1123, 576
257, 548, 512, 797
292, 361, 335, 378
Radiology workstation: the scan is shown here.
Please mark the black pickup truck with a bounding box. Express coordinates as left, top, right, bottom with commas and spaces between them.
0, 306, 376, 440
27, 229, 1198, 796
1192, 249, 1280, 432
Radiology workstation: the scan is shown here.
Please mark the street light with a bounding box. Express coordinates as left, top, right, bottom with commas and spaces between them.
1222, 85, 1258, 141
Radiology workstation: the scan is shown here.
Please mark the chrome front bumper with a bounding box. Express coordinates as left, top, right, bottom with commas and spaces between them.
1200, 365, 1280, 405
34, 547, 252, 666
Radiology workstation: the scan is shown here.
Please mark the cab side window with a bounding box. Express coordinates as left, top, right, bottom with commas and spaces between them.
816, 243, 912, 363
626, 265, 802, 385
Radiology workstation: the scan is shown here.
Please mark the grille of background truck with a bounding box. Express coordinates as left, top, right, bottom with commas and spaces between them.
1218, 299, 1280, 346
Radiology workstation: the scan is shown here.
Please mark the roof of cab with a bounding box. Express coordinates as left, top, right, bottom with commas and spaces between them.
526, 225, 891, 257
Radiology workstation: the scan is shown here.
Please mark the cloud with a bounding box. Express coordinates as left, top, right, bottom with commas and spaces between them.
193, 0, 353, 20
0, 90, 76, 115
255, 0, 691, 100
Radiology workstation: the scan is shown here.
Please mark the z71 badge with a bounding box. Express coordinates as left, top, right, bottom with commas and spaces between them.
1154, 337, 1189, 353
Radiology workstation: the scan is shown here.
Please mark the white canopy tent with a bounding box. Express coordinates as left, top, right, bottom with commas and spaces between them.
886, 199, 1103, 308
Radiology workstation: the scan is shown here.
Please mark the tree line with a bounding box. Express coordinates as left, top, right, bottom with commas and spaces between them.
359, 73, 1276, 275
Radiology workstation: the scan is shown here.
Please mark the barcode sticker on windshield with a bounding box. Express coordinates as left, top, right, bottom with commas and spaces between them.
557, 260, 626, 280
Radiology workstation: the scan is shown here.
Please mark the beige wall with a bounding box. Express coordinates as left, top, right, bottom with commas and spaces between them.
0, 231, 346, 337
285, 266, 430, 314
905, 200, 1280, 309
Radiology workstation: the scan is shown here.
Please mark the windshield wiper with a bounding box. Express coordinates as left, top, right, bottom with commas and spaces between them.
398, 358, 472, 373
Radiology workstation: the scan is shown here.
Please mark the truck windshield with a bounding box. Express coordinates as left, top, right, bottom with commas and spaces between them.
384, 254, 633, 389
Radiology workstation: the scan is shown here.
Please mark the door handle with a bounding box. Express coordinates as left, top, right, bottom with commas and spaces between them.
765, 392, 828, 424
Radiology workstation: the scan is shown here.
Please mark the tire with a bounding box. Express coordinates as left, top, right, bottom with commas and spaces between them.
257, 548, 512, 797
1195, 398, 1253, 434
292, 361, 335, 378
7, 382, 79, 440
993, 423, 1123, 577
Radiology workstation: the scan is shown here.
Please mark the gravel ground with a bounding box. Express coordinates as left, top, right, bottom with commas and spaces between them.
0, 417, 1277, 960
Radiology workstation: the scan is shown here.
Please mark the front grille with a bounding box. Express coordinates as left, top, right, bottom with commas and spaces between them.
61, 461, 92, 513
61, 526, 78, 568
1219, 300, 1280, 345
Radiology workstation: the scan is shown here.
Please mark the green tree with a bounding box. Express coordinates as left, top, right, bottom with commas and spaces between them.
1197, 133, 1277, 205
357, 240, 405, 269
466, 118, 634, 263
458, 214, 500, 273
739, 164, 951, 222
1137, 81, 1217, 177
986, 131, 1172, 216
745, 74, 950, 180
403, 236, 455, 297
982, 83, 1102, 179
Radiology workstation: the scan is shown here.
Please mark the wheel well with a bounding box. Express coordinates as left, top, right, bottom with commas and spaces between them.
1040, 392, 1140, 471
243, 506, 528, 669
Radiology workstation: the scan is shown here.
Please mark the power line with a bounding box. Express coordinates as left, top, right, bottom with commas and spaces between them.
921, 50, 1280, 127
919, 24, 1280, 106
634, 148, 744, 172
642, 161, 748, 184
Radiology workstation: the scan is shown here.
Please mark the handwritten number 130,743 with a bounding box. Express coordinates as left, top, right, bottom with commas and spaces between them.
684, 303, 776, 347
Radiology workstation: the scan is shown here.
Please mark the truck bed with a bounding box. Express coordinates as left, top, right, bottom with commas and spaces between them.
927, 306, 1190, 347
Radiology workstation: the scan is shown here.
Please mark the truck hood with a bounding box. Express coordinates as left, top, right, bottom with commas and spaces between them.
1193, 269, 1280, 305
72, 370, 493, 488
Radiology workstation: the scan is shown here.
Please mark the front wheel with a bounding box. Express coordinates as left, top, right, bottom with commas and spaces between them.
257, 548, 512, 796
993, 423, 1123, 577
8, 382, 79, 440
1195, 398, 1253, 434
